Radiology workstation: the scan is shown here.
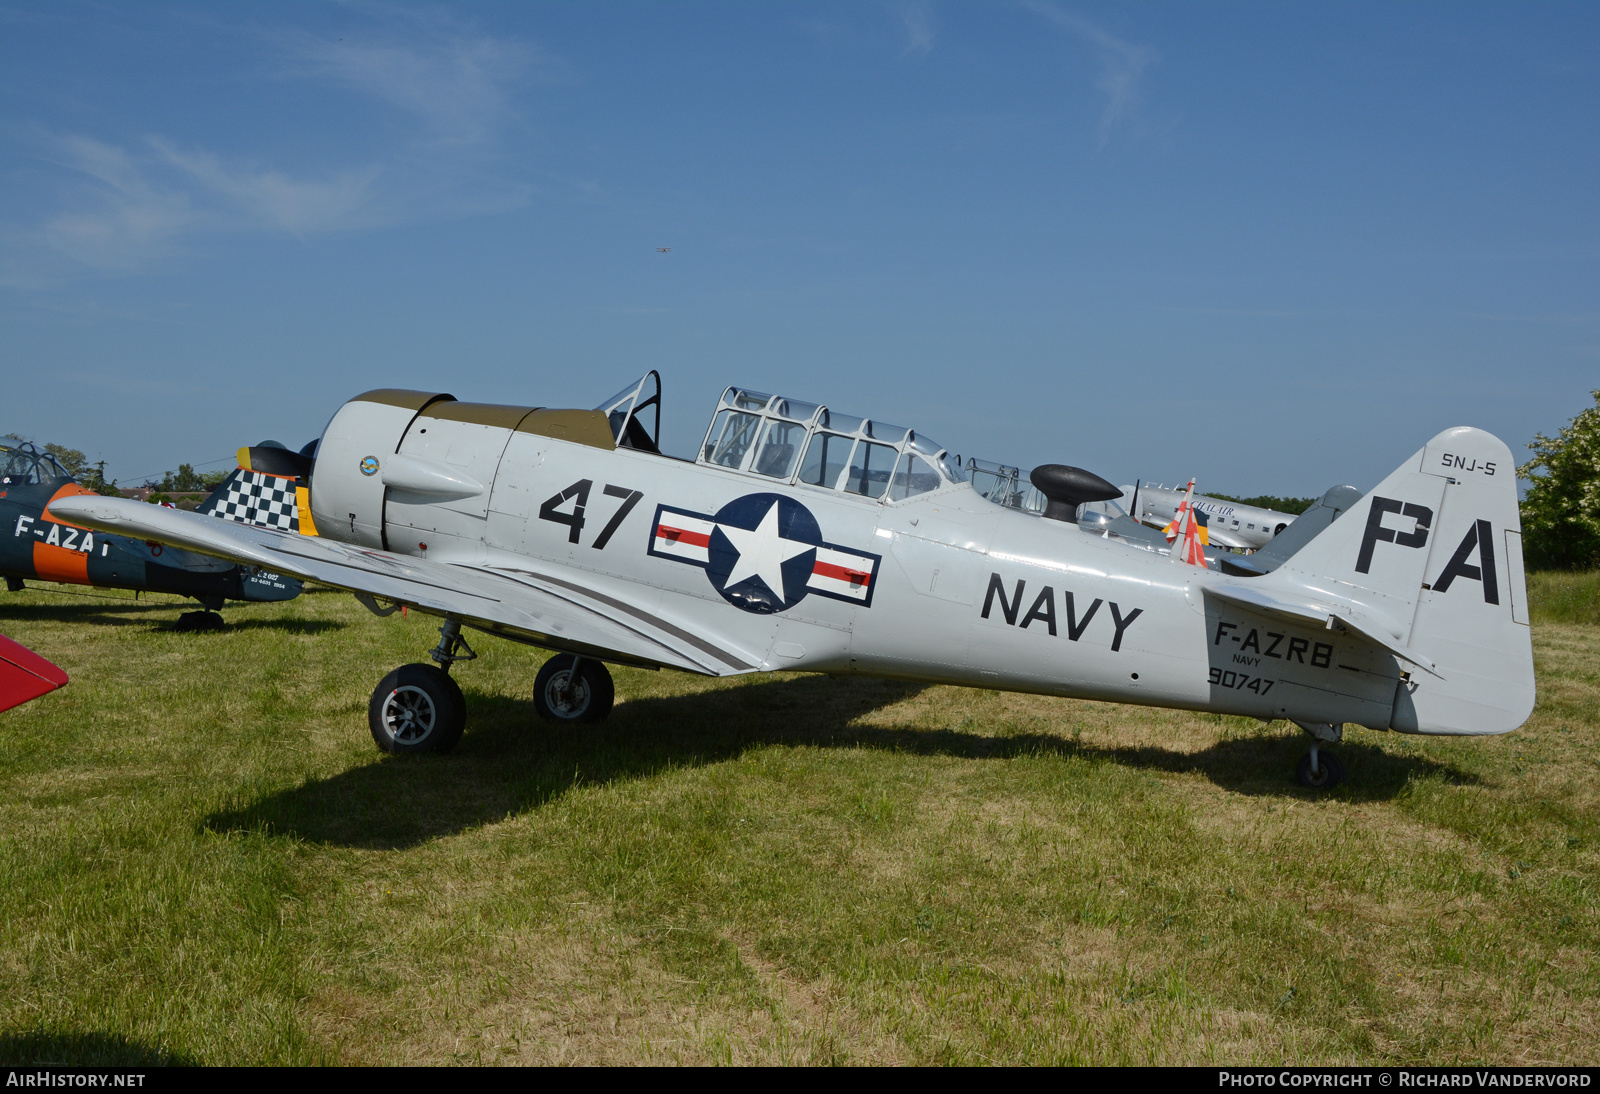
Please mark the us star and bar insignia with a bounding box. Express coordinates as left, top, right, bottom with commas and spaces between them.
648, 493, 880, 615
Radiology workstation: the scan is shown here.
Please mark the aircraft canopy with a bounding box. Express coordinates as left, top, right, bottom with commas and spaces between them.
698, 387, 965, 502
0, 439, 72, 486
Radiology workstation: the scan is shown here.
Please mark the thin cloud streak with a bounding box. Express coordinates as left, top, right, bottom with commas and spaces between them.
279, 16, 552, 146
153, 140, 380, 235
23, 132, 386, 275
5, 9, 546, 280
897, 2, 935, 56
1023, 1, 1154, 146
31, 135, 197, 273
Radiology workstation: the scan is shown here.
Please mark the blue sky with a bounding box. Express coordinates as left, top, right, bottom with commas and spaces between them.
3, 1, 1596, 494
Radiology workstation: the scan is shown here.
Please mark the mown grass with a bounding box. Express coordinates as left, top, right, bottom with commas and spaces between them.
1528, 570, 1600, 626
0, 577, 1596, 1065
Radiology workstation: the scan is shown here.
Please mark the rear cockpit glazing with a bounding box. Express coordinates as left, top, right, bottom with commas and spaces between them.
696, 388, 966, 502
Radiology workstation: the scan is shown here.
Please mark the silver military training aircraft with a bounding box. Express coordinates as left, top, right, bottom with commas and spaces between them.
49, 373, 1534, 790
1124, 483, 1298, 551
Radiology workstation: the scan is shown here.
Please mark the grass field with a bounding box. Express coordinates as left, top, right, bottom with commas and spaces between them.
1, 578, 1596, 1065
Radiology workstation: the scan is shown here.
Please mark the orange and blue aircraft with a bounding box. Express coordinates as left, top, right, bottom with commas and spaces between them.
2, 437, 307, 618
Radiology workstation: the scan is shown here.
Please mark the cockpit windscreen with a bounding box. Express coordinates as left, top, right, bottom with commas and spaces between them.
596, 372, 662, 453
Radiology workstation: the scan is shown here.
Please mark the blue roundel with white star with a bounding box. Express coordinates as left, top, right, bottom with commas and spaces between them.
648, 493, 881, 613
705, 493, 822, 614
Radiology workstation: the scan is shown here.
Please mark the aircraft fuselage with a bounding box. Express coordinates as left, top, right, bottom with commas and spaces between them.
349, 428, 1402, 733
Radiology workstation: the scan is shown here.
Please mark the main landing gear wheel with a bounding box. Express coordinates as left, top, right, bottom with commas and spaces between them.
533, 655, 614, 724
369, 663, 466, 754
1296, 749, 1346, 790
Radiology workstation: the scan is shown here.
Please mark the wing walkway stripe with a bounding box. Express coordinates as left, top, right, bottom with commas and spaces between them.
262, 544, 502, 601
258, 532, 730, 673
280, 551, 712, 674
478, 565, 756, 671
461, 567, 717, 673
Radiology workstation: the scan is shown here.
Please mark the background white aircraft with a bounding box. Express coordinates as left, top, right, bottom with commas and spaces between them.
1123, 483, 1299, 551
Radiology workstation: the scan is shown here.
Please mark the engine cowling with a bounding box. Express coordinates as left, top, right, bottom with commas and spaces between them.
309, 389, 454, 548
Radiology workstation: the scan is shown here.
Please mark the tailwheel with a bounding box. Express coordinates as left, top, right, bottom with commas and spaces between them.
533, 655, 614, 724
1295, 748, 1346, 790
369, 663, 466, 754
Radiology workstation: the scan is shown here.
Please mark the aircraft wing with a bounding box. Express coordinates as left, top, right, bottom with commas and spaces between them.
1202, 527, 1254, 550
1204, 581, 1441, 677
46, 496, 759, 677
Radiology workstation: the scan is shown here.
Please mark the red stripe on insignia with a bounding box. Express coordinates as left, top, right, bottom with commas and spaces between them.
813, 560, 871, 588
657, 525, 711, 548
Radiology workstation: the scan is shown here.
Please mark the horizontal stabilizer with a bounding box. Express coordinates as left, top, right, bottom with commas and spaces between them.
1204, 582, 1440, 676
1222, 485, 1363, 577
238, 444, 314, 480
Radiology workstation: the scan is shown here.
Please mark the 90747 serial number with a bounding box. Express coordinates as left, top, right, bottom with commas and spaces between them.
1208, 668, 1275, 694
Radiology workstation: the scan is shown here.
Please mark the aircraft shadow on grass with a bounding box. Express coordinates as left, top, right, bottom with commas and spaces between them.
0, 602, 344, 635
0, 1030, 195, 1066
0, 601, 178, 626
213, 617, 345, 636
203, 674, 1476, 851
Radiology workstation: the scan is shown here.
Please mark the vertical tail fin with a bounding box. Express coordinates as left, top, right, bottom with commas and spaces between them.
199, 445, 318, 536
1266, 427, 1533, 735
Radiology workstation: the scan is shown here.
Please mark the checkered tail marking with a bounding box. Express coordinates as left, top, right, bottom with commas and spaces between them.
203, 470, 300, 533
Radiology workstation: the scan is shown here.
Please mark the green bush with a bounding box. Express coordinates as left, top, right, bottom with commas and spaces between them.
1519, 391, 1600, 571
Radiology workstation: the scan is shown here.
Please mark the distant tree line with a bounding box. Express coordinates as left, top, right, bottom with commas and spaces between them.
1206, 494, 1317, 516
26, 441, 230, 499
145, 464, 229, 494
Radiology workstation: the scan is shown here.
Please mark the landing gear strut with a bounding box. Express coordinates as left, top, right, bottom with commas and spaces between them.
367, 618, 473, 754
428, 618, 477, 673
1294, 721, 1346, 790
533, 654, 614, 724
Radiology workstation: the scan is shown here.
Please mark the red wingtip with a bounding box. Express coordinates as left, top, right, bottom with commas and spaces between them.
0, 634, 69, 713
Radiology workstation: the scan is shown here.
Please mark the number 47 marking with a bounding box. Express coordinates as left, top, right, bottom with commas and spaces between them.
538, 479, 643, 549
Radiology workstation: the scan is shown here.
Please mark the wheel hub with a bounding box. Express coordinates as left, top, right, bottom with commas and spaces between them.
546, 671, 590, 717
382, 685, 437, 745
